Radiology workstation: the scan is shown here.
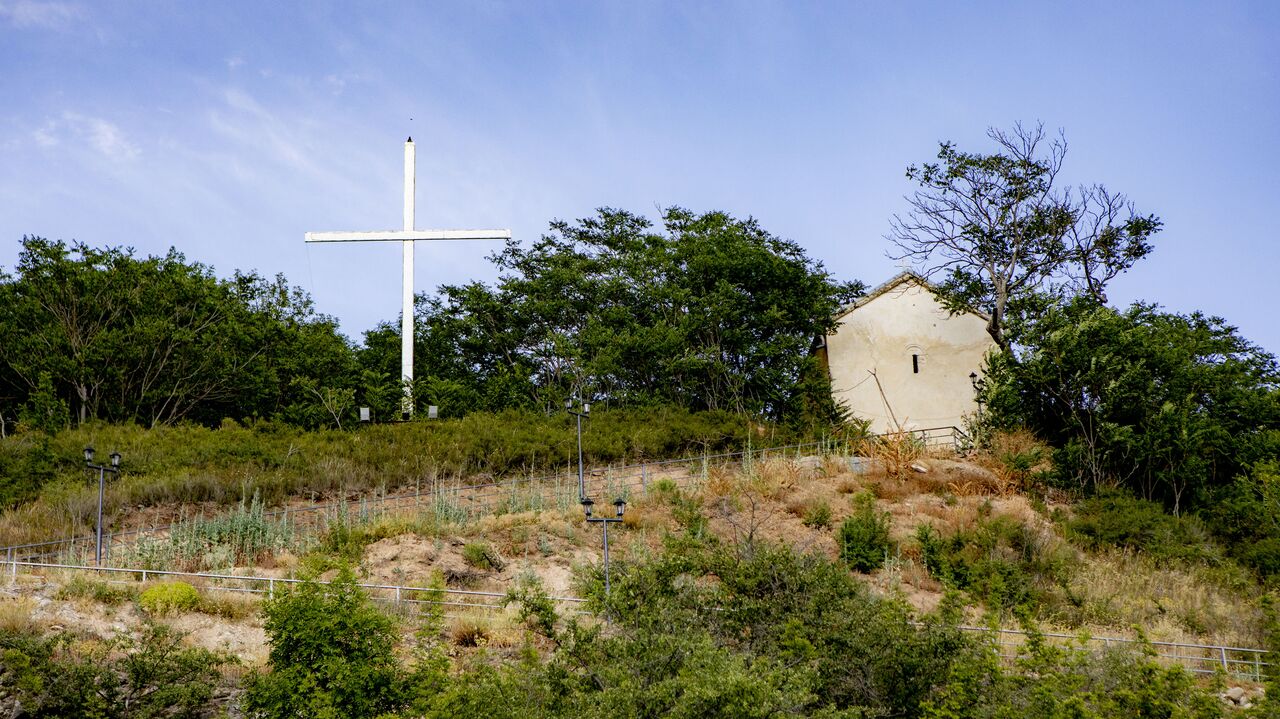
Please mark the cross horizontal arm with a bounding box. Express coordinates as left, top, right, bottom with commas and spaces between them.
305, 229, 512, 243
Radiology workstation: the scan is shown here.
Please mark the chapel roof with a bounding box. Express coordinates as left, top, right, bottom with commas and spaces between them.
833, 271, 990, 323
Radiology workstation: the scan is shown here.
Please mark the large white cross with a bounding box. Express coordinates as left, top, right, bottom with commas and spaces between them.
305, 138, 511, 417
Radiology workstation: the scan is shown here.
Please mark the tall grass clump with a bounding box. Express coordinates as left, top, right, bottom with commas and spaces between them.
122, 491, 306, 570
859, 431, 925, 479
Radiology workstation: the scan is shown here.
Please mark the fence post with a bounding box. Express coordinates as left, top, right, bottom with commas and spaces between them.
396, 586, 402, 604
642, 464, 648, 491
8, 546, 14, 584
141, 569, 148, 583
1221, 646, 1230, 673
269, 578, 275, 598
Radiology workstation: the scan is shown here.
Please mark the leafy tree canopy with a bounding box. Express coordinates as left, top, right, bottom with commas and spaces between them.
982, 297, 1280, 513
361, 207, 863, 424
0, 237, 357, 428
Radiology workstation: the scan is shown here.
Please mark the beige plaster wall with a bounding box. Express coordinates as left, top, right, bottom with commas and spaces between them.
827, 280, 995, 434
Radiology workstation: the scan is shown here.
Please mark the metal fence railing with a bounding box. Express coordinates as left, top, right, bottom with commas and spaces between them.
4, 559, 586, 618
953, 624, 1270, 683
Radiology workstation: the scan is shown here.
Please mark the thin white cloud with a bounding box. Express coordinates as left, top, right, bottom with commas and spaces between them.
30, 112, 140, 160
32, 120, 58, 147
0, 0, 84, 29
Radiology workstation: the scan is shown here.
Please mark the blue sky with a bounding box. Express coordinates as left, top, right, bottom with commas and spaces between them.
2, 1, 1277, 351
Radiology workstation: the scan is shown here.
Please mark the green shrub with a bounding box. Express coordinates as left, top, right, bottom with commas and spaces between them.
1067, 492, 1221, 564
916, 516, 1074, 612
243, 570, 444, 719
462, 542, 505, 571
837, 492, 892, 572
801, 500, 833, 529
0, 621, 230, 718
139, 581, 201, 615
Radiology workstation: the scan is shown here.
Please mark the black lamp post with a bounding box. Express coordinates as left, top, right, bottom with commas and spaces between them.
581, 496, 626, 596
84, 447, 121, 566
969, 371, 987, 432
566, 397, 590, 500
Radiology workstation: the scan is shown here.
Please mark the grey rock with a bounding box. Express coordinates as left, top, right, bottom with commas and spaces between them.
847, 457, 873, 474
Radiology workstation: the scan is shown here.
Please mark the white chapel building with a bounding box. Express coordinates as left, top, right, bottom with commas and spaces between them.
821, 272, 996, 434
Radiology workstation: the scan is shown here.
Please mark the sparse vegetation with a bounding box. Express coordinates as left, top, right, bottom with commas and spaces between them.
801, 499, 833, 529
915, 513, 1075, 614
55, 574, 139, 605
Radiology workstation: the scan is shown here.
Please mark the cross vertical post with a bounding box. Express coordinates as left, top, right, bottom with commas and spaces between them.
401, 140, 416, 417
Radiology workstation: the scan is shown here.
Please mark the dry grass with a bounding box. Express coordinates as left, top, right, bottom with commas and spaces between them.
835, 477, 862, 495
1054, 549, 1264, 647
0, 596, 41, 634
865, 474, 931, 502
446, 610, 523, 648
55, 574, 139, 605
0, 501, 77, 547
973, 429, 1053, 497
621, 505, 664, 531
197, 590, 261, 620
6, 443, 1264, 654
859, 432, 925, 479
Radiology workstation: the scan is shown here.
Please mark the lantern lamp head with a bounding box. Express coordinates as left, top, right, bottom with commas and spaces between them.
581, 497, 595, 519
110, 451, 121, 469
613, 497, 627, 517
83, 446, 95, 464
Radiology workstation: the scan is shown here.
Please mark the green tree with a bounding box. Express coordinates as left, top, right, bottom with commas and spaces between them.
890, 123, 1162, 352
0, 237, 357, 428
244, 569, 444, 719
371, 208, 862, 423
983, 297, 1280, 512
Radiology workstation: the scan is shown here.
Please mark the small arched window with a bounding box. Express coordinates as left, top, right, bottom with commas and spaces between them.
907, 344, 925, 375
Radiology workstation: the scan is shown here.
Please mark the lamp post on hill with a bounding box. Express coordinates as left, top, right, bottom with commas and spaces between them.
566, 397, 590, 500
84, 447, 121, 566
969, 371, 987, 446
581, 496, 626, 598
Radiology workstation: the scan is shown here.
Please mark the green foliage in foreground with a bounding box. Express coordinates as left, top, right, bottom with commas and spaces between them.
0, 621, 232, 718
5, 537, 1261, 718
243, 568, 440, 719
